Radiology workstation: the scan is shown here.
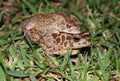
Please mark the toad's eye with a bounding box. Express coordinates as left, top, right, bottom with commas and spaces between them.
73, 37, 80, 42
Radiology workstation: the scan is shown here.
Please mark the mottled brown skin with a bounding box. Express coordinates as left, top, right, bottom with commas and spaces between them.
23, 12, 90, 55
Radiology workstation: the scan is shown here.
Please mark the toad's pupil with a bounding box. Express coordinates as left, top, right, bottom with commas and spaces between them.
73, 37, 80, 42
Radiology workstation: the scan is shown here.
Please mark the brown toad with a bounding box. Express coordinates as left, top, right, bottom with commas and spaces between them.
23, 13, 90, 55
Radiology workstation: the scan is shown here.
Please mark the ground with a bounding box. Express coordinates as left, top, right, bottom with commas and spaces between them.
0, 0, 120, 81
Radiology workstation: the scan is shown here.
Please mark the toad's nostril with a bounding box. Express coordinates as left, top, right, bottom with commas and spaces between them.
73, 37, 80, 42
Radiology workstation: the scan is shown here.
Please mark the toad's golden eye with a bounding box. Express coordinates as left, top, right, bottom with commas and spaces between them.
73, 36, 80, 42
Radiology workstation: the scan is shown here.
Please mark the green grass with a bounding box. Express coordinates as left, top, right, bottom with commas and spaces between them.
0, 0, 120, 81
